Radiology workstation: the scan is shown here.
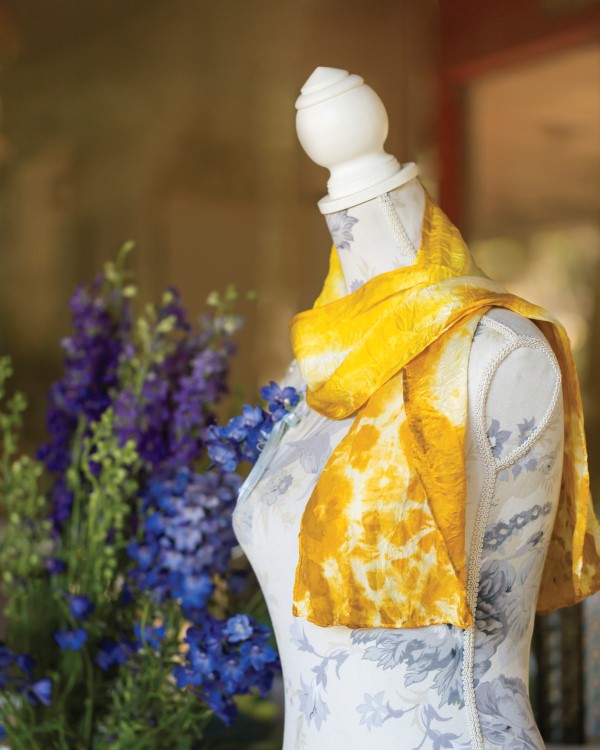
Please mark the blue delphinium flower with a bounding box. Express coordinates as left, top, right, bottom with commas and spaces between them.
0, 645, 53, 711
14, 653, 34, 677
205, 438, 239, 473
173, 614, 279, 725
241, 639, 278, 671
206, 383, 301, 473
68, 594, 94, 621
260, 381, 301, 420
223, 406, 265, 441
95, 639, 130, 671
223, 614, 254, 643
134, 623, 166, 651
54, 628, 88, 651
127, 468, 241, 623
44, 558, 66, 575
206, 404, 272, 470
28, 678, 53, 707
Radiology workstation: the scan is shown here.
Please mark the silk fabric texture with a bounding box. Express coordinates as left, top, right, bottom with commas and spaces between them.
290, 193, 600, 629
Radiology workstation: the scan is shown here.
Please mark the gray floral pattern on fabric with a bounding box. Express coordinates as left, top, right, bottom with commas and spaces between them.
356, 691, 414, 730
350, 278, 365, 293
260, 472, 293, 505
477, 533, 548, 648
297, 675, 330, 730
356, 693, 473, 750
351, 624, 465, 708
414, 705, 472, 750
491, 414, 561, 483
476, 559, 515, 647
487, 419, 512, 458
498, 454, 559, 485
518, 417, 536, 444
483, 503, 553, 551
290, 619, 350, 730
287, 433, 331, 475
507, 455, 538, 479
476, 675, 544, 749
325, 210, 359, 251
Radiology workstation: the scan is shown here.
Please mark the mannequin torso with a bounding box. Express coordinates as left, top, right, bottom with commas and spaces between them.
233, 306, 563, 749
231, 67, 565, 749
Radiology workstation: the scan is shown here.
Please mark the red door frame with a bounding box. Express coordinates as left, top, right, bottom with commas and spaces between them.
438, 0, 600, 229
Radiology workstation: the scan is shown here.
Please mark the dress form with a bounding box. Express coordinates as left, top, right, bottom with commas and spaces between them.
232, 68, 565, 749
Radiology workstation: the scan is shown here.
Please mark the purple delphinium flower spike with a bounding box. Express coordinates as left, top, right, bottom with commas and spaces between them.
38, 275, 132, 530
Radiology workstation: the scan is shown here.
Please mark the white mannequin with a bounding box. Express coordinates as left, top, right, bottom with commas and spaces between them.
232, 67, 564, 749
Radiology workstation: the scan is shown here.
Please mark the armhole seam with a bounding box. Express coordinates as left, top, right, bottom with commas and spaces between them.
462, 334, 562, 750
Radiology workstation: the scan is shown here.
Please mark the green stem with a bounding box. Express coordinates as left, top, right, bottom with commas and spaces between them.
58, 651, 81, 707
243, 586, 266, 617
67, 417, 87, 589
86, 490, 99, 596
82, 648, 95, 747
58, 719, 70, 750
139, 598, 152, 648
2, 695, 39, 750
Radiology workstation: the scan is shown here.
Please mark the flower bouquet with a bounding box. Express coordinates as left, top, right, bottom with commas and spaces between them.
0, 245, 283, 749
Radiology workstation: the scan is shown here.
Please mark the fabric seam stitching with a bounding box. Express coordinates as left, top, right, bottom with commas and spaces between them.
378, 193, 417, 260
462, 335, 561, 750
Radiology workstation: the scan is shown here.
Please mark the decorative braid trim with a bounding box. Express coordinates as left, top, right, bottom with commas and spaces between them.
495, 339, 561, 471
378, 193, 417, 260
478, 314, 518, 340
461, 330, 562, 750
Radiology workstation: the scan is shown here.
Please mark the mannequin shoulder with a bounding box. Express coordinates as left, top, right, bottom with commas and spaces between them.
468, 308, 561, 385
467, 308, 563, 458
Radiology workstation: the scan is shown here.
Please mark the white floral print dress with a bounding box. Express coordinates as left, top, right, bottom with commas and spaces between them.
232, 308, 563, 750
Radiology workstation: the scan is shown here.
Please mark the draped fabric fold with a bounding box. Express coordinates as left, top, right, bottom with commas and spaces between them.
291, 192, 600, 629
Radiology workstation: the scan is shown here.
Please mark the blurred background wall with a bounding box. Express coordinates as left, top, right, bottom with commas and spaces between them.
0, 0, 437, 449
0, 0, 599, 744
438, 1, 600, 742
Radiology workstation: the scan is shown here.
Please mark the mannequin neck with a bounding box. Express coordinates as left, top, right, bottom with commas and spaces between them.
324, 178, 426, 293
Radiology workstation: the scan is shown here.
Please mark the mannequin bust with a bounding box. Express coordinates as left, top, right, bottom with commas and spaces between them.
232, 67, 564, 750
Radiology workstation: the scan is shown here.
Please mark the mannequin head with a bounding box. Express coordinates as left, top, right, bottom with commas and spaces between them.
295, 66, 415, 212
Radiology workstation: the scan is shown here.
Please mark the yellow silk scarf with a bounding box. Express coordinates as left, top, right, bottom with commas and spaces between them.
290, 192, 600, 629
